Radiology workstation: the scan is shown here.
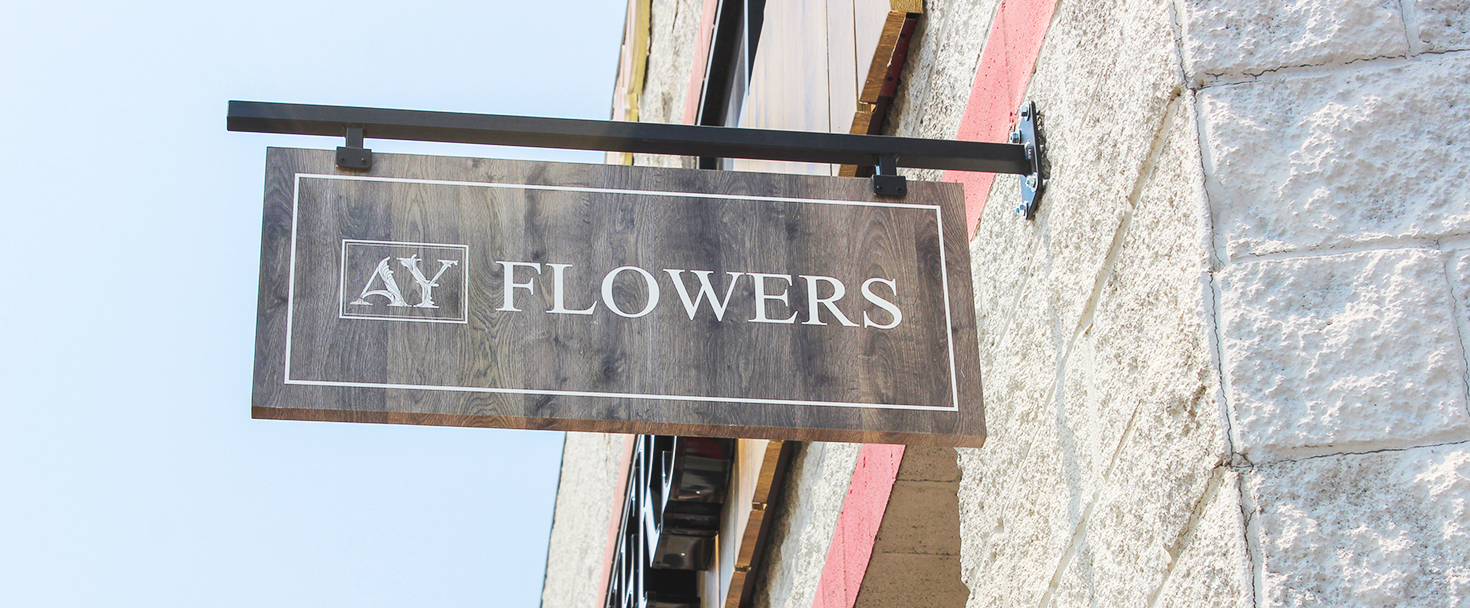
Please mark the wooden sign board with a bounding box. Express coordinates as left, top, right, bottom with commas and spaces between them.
252, 148, 984, 446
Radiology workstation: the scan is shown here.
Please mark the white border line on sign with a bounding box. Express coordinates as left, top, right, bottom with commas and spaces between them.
337, 239, 471, 324
284, 172, 961, 412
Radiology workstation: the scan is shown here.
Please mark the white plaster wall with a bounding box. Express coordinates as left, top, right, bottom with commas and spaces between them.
897, 0, 1470, 604
933, 0, 1470, 604
540, 433, 628, 608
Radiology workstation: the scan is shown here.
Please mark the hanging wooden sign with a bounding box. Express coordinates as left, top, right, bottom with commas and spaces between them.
252, 148, 984, 446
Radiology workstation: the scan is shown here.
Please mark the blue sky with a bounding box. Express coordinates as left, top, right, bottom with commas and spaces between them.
0, 2, 626, 606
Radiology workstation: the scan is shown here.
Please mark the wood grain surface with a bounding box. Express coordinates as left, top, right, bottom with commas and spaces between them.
252, 148, 985, 446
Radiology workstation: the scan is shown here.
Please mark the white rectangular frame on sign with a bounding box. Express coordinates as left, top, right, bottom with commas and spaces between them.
283, 173, 962, 413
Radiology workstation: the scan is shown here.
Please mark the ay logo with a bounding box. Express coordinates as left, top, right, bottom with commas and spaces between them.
339, 240, 468, 323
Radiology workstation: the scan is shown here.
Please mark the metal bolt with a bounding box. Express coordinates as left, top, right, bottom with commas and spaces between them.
1026, 175, 1039, 189
1009, 130, 1021, 144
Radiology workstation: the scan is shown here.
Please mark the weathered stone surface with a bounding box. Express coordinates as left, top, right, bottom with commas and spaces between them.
959, 83, 1221, 608
639, 0, 702, 124
1049, 96, 1232, 608
853, 553, 969, 608
1220, 248, 1470, 461
1251, 444, 1470, 607
968, 0, 1181, 384
540, 433, 628, 608
956, 235, 1074, 608
1052, 450, 1230, 608
890, 0, 1004, 143
872, 480, 962, 555
1181, 0, 1408, 82
973, 0, 1182, 351
957, 395, 1073, 608
630, 0, 704, 169
1408, 0, 1470, 52
895, 446, 963, 482
1200, 56, 1470, 259
754, 442, 861, 608
1063, 92, 1220, 515
1152, 472, 1252, 608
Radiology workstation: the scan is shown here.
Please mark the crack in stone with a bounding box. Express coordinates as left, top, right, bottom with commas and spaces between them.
1227, 238, 1446, 266
1260, 438, 1470, 466
1436, 239, 1470, 422
1144, 465, 1233, 608
1194, 53, 1417, 89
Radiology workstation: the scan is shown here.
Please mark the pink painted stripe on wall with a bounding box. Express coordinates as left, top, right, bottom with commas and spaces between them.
811, 444, 905, 608
808, 3, 1058, 607
945, 0, 1060, 235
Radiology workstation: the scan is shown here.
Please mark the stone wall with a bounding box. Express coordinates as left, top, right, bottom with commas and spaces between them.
935, 0, 1470, 604
540, 433, 629, 608
1191, 0, 1470, 602
555, 0, 1470, 606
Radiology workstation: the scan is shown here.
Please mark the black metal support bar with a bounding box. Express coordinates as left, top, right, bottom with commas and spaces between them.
227, 101, 1032, 175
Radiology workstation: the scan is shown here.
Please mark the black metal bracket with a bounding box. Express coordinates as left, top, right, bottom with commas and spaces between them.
335, 126, 372, 170
871, 155, 907, 197
1009, 101, 1046, 219
230, 101, 1048, 206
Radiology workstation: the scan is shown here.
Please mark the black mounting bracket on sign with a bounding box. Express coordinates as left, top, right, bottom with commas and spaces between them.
336, 126, 372, 170
1009, 101, 1047, 219
871, 155, 907, 197
229, 100, 1048, 208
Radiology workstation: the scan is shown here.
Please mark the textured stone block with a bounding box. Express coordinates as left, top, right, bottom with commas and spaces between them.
958, 0, 1202, 602
959, 83, 1220, 608
1066, 92, 1222, 503
1181, 0, 1408, 81
957, 255, 1073, 608
853, 553, 970, 608
1053, 471, 1243, 608
1201, 56, 1470, 259
1251, 444, 1470, 607
1153, 472, 1252, 608
1051, 426, 1228, 608
1010, 0, 1182, 336
1220, 248, 1470, 461
873, 480, 962, 555
969, 0, 1181, 377
1049, 96, 1231, 608
1408, 0, 1470, 52
958, 409, 1074, 608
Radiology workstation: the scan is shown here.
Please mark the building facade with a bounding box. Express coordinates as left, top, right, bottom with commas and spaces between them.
543, 0, 1470, 607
